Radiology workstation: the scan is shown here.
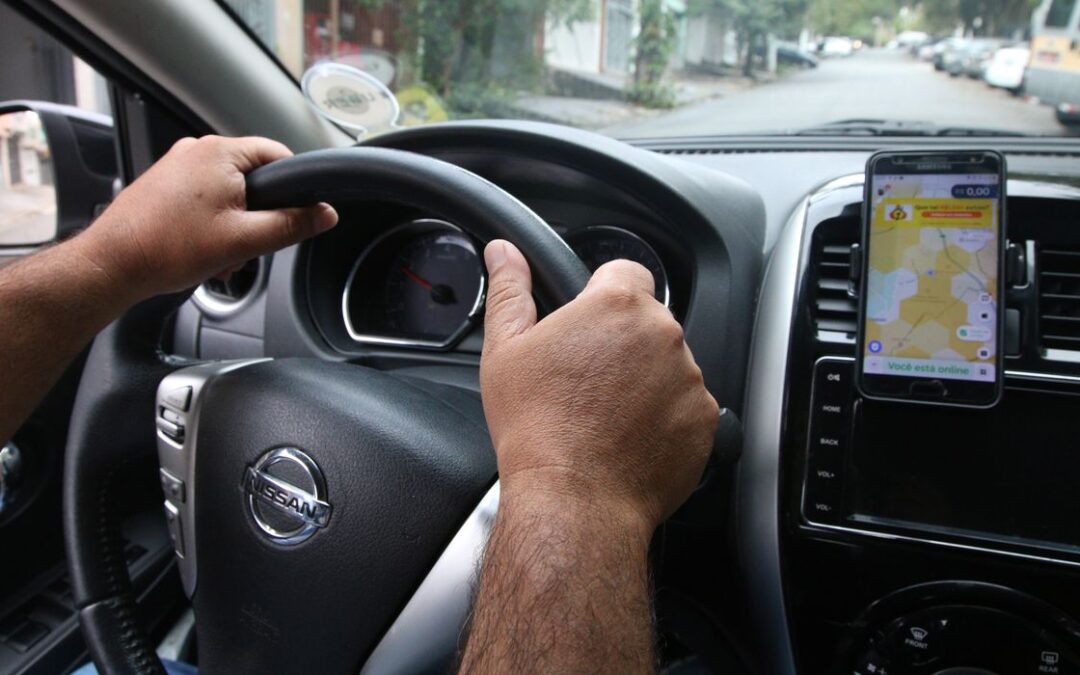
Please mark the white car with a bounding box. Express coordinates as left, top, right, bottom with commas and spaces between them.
984, 46, 1030, 92
821, 36, 854, 57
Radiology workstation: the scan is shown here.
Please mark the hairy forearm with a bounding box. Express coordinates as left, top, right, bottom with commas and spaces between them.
458, 488, 655, 674
0, 234, 136, 443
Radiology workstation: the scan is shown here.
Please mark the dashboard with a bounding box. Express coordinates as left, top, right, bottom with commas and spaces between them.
172, 123, 1080, 674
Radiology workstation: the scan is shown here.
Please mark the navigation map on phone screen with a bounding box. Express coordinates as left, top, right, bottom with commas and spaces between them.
863, 173, 1000, 383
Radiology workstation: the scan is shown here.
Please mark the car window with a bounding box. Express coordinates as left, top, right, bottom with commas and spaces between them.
1045, 0, 1076, 28
222, 1, 1074, 139
0, 4, 112, 247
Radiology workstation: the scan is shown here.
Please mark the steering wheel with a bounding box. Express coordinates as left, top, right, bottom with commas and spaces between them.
63, 147, 591, 674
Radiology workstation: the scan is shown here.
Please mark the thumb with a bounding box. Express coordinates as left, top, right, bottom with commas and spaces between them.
483, 240, 537, 344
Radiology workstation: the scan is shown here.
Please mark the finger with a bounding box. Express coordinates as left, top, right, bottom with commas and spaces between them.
483, 240, 537, 344
224, 136, 294, 173
213, 263, 245, 281
229, 202, 338, 256
582, 259, 655, 300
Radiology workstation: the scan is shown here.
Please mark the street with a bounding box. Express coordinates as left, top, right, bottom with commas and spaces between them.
0, 184, 56, 246
609, 49, 1066, 138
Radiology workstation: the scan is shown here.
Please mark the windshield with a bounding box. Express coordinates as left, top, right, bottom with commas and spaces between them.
222, 0, 1076, 138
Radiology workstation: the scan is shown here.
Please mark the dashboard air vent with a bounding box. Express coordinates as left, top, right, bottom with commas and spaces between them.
192, 257, 266, 318
813, 241, 858, 342
1038, 246, 1080, 352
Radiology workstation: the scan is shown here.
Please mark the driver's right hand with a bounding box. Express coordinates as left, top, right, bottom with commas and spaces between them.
479, 239, 720, 538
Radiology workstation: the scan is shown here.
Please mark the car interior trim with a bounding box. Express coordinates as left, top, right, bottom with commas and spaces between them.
154, 358, 269, 597
191, 256, 269, 319
44, 0, 348, 152
736, 194, 808, 675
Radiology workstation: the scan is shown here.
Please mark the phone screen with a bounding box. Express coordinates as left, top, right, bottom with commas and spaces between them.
859, 154, 1004, 406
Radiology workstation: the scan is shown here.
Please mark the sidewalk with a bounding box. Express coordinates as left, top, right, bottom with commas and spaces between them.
508, 71, 757, 130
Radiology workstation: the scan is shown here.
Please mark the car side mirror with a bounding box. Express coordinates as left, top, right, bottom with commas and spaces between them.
0, 101, 117, 247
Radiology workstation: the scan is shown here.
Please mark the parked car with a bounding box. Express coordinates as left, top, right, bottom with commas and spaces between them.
933, 37, 966, 70
896, 30, 930, 51
1056, 101, 1080, 125
962, 40, 1005, 79
777, 43, 819, 69
917, 40, 939, 61
984, 45, 1030, 92
820, 36, 854, 58
941, 38, 973, 74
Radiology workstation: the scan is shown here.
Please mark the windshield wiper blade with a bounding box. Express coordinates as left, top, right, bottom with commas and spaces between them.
933, 126, 1029, 137
793, 119, 1030, 137
794, 119, 938, 136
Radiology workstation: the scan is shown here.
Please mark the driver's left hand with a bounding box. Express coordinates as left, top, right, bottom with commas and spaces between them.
72, 135, 338, 301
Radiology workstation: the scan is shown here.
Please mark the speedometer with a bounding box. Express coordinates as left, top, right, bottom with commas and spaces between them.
342, 219, 485, 349
565, 226, 670, 306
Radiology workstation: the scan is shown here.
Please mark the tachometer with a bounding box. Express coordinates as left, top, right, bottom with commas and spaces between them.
565, 226, 670, 306
342, 219, 485, 348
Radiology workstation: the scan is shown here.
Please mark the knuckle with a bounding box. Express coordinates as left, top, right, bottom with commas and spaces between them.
657, 315, 685, 346
705, 392, 721, 421
196, 134, 226, 153
596, 284, 641, 310
169, 137, 196, 153
486, 279, 527, 314
281, 209, 303, 241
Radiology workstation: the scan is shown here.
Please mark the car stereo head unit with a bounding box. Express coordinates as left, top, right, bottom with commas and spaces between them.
803, 357, 1080, 562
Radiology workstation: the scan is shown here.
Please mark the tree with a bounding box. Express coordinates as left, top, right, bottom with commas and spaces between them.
629, 0, 678, 107
690, 0, 810, 76
809, 0, 902, 40
919, 0, 1038, 36
359, 0, 594, 97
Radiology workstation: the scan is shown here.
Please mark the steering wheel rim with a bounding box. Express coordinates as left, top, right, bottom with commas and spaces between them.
64, 147, 590, 674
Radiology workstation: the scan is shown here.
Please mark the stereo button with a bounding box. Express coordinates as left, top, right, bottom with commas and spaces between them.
815, 360, 853, 401
804, 473, 842, 525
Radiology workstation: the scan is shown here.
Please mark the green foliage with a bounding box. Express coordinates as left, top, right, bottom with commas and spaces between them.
689, 0, 810, 75
809, 0, 899, 39
803, 0, 1038, 39
629, 0, 677, 109
360, 0, 594, 101
918, 0, 1039, 36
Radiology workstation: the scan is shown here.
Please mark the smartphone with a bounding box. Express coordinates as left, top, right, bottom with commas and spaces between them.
856, 150, 1006, 408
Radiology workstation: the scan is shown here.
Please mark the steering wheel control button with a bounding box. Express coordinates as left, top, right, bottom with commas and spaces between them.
163, 385, 192, 411
244, 447, 332, 545
159, 407, 184, 426
164, 501, 185, 558
159, 469, 186, 503
156, 416, 185, 444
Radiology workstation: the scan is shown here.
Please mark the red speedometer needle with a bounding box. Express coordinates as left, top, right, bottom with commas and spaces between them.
400, 265, 433, 290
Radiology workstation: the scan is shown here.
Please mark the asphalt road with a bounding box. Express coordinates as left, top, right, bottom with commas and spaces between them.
610, 48, 1066, 138
0, 184, 56, 246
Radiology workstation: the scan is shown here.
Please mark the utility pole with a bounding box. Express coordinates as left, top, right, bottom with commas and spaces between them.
329, 0, 340, 58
